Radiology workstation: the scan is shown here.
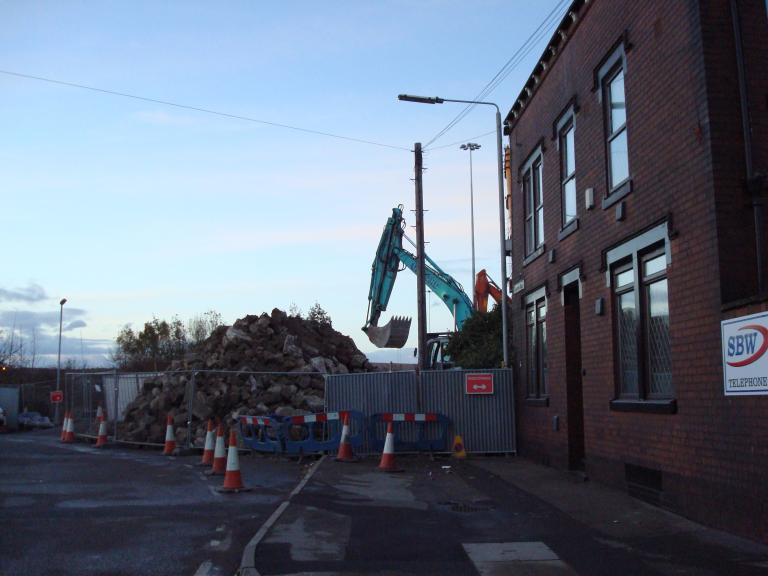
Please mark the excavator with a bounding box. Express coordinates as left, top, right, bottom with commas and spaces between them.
363, 206, 511, 368
473, 269, 507, 313
362, 205, 473, 352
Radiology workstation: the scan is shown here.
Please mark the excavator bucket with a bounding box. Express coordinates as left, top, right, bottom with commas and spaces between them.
364, 316, 412, 348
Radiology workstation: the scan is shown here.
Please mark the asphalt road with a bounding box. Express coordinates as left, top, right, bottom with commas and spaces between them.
3, 430, 768, 576
0, 429, 301, 576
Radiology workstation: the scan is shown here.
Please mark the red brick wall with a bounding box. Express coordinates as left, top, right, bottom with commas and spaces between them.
506, 0, 768, 542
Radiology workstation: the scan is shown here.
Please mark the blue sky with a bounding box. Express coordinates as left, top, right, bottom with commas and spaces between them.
0, 0, 567, 366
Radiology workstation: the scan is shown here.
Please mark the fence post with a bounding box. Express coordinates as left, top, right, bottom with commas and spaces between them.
112, 369, 119, 441
187, 372, 195, 450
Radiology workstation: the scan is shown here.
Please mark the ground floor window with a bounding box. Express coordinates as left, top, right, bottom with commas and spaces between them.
609, 225, 673, 401
525, 289, 547, 399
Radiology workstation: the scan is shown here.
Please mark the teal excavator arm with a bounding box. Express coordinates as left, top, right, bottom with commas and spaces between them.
363, 206, 473, 348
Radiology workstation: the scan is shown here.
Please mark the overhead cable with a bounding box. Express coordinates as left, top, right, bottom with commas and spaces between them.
424, 0, 569, 149
0, 69, 411, 152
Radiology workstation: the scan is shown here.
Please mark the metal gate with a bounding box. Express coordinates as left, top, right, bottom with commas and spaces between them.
325, 369, 516, 454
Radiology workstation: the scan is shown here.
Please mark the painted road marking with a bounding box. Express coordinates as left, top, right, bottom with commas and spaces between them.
238, 456, 326, 575
463, 542, 578, 575
193, 560, 213, 576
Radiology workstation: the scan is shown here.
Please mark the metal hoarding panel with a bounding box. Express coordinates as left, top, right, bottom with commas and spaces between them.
325, 369, 515, 454
422, 369, 515, 454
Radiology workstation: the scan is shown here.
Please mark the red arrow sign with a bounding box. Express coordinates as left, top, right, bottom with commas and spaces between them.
465, 373, 494, 395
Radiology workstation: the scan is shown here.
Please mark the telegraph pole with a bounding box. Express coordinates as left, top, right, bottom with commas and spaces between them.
414, 142, 428, 370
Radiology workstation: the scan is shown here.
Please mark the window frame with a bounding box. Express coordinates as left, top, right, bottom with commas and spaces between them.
524, 287, 548, 403
603, 65, 629, 192
521, 146, 544, 258
559, 118, 577, 228
594, 35, 633, 209
608, 233, 674, 410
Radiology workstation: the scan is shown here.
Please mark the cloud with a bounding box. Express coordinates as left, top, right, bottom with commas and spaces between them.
64, 319, 87, 332
0, 308, 87, 333
0, 283, 47, 303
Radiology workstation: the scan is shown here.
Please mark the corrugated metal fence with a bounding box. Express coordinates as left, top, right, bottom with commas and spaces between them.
325, 369, 516, 454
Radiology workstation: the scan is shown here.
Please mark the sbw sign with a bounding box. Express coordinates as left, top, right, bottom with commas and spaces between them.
721, 311, 768, 395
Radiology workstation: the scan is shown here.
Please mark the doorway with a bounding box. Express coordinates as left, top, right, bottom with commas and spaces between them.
563, 283, 585, 471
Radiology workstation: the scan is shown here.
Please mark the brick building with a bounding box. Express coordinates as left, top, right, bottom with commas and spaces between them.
503, 0, 767, 541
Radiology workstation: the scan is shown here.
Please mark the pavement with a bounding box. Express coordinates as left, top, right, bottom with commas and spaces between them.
2, 430, 768, 575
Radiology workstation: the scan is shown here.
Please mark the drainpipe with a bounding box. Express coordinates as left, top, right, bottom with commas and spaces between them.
730, 0, 766, 295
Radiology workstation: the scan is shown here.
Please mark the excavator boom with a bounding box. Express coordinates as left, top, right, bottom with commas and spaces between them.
363, 206, 473, 348
474, 269, 510, 312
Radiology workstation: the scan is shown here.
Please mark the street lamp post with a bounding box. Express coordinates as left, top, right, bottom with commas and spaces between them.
460, 142, 481, 306
398, 94, 510, 367
55, 297, 67, 424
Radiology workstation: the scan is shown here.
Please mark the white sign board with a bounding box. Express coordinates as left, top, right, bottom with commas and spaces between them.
721, 311, 768, 396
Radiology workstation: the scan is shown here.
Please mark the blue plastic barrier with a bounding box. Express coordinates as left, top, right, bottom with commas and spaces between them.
369, 412, 451, 453
281, 410, 365, 456
238, 415, 284, 454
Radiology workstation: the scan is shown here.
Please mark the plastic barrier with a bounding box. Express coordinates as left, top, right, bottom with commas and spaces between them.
238, 415, 284, 454
281, 410, 365, 456
368, 412, 451, 453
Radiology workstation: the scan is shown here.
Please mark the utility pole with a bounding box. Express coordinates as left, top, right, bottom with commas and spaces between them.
414, 142, 428, 371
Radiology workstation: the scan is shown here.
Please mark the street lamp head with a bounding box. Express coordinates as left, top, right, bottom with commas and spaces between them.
60, 298, 67, 306
398, 94, 444, 105
460, 143, 482, 151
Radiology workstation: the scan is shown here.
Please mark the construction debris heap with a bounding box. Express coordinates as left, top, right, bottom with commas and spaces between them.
120, 309, 375, 444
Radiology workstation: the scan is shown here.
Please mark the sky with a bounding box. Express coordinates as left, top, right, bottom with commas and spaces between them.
0, 0, 568, 367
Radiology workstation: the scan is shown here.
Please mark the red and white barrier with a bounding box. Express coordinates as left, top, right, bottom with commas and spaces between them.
380, 413, 438, 422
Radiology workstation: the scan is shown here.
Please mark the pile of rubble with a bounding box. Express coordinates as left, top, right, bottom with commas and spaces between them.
119, 308, 375, 444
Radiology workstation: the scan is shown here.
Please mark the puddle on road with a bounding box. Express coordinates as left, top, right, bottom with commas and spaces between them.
264, 505, 350, 561
331, 471, 427, 510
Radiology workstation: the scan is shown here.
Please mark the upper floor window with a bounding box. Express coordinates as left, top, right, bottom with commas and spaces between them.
559, 119, 576, 226
523, 151, 544, 256
605, 67, 629, 190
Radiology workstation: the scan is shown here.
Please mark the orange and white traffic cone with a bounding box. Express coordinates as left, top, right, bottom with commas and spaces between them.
217, 429, 251, 493
378, 422, 403, 473
162, 414, 176, 455
62, 413, 76, 443
95, 416, 109, 448
335, 413, 358, 463
199, 419, 215, 466
60, 411, 70, 442
207, 423, 226, 475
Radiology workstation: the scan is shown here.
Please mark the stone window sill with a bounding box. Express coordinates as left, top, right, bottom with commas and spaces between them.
609, 398, 677, 414
525, 396, 550, 407
557, 218, 579, 242
523, 245, 546, 267
601, 179, 633, 209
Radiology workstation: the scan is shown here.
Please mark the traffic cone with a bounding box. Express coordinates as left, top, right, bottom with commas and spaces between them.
162, 414, 176, 455
199, 419, 215, 466
378, 422, 403, 473
335, 413, 358, 463
95, 416, 109, 448
451, 434, 467, 459
62, 413, 75, 443
60, 411, 70, 442
207, 423, 226, 475
96, 405, 104, 420
217, 429, 252, 493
